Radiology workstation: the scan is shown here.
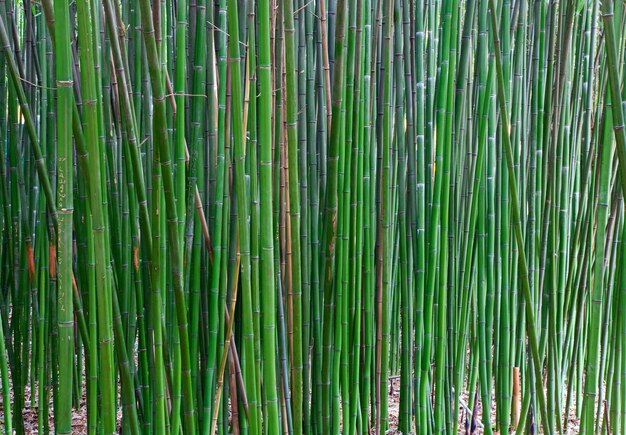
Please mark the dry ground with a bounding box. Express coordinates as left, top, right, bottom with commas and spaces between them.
0, 373, 586, 434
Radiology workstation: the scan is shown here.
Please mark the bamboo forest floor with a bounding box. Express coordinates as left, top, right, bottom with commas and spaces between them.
383, 376, 583, 434
0, 383, 90, 433
0, 374, 585, 434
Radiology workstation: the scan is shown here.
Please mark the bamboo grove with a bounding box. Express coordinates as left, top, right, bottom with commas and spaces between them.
1, 0, 626, 434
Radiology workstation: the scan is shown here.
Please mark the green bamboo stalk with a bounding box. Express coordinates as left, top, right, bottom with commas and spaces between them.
75, 1, 120, 432
136, 0, 197, 431
225, 0, 261, 432
283, 0, 305, 431
488, 0, 551, 432
54, 0, 73, 431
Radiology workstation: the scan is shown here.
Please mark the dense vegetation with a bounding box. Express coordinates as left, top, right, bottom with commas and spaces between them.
0, 0, 625, 434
